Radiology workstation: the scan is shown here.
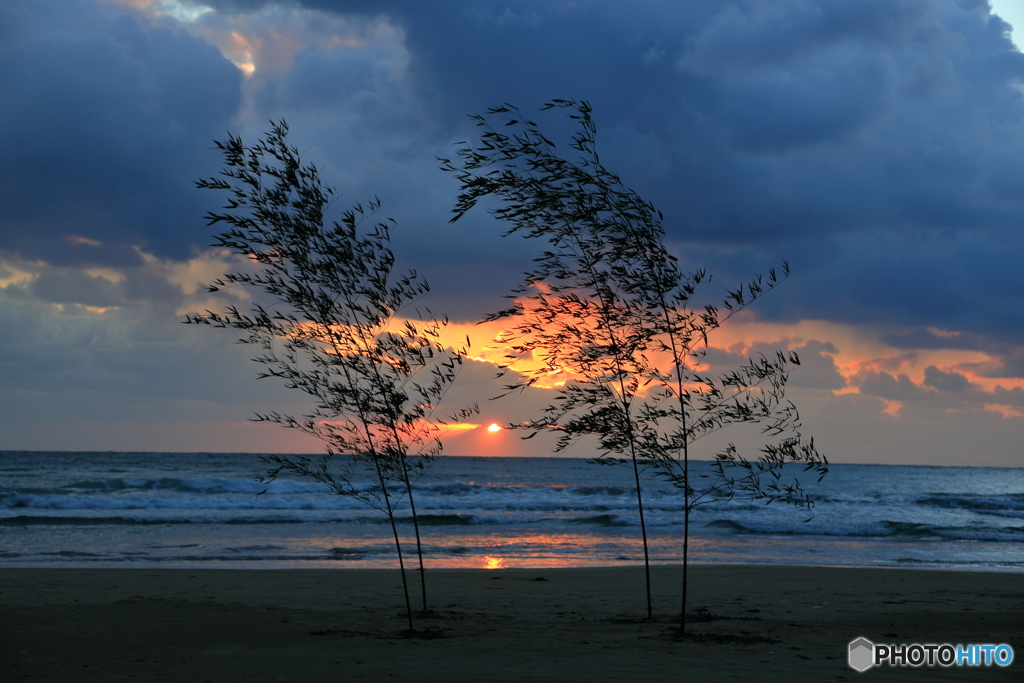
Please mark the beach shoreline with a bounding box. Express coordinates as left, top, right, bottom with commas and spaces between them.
2, 565, 1021, 681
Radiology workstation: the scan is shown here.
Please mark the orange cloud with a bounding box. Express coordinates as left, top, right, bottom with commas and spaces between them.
436, 308, 1024, 427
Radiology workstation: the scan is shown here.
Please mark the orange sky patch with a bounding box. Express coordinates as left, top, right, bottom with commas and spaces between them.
983, 404, 1024, 419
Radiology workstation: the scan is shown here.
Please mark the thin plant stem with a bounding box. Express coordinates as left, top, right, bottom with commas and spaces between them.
631, 454, 652, 619
402, 460, 429, 613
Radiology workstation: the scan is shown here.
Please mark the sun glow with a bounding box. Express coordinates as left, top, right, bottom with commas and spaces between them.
487, 423, 502, 433
483, 555, 506, 570
437, 423, 478, 434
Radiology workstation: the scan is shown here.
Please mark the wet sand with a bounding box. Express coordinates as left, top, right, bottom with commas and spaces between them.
1, 566, 1021, 681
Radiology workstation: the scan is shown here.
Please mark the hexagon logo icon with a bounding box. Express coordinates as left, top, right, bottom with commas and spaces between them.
849, 637, 875, 672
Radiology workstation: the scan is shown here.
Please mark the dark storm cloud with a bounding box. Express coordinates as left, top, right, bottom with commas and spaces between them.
5, 0, 1024, 343
0, 0, 242, 266
882, 327, 991, 350
240, 0, 1024, 344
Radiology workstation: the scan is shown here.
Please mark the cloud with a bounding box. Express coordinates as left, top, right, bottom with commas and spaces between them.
881, 327, 991, 350
680, 0, 931, 73
0, 244, 327, 452
4, 0, 1024, 464
922, 364, 970, 392
976, 351, 1024, 379
0, 0, 242, 266
853, 361, 1024, 417
701, 337, 847, 389
278, 0, 1024, 346
788, 340, 847, 389
9, 0, 1024, 335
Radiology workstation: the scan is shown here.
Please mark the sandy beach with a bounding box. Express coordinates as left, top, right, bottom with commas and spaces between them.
1, 565, 1020, 682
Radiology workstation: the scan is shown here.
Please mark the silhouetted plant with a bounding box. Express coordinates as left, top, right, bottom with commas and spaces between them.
441, 100, 662, 617
187, 121, 472, 634
441, 100, 827, 634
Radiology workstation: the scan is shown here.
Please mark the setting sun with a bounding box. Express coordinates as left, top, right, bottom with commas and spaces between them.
487, 423, 502, 432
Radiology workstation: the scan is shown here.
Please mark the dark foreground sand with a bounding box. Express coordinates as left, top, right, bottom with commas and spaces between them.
1, 566, 1021, 682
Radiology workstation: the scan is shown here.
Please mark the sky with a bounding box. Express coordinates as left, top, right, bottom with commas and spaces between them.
2, 0, 1024, 466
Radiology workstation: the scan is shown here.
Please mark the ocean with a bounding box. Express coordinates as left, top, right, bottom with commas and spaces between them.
1, 451, 1023, 571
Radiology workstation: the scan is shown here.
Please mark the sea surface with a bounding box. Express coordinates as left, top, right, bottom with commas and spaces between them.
2, 451, 1023, 571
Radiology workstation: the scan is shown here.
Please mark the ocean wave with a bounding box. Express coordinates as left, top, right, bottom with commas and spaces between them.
3, 454, 1024, 570
0, 513, 368, 526
5, 456, 1024, 547
568, 486, 631, 497
567, 514, 629, 527
0, 490, 370, 512
397, 514, 475, 526
917, 494, 1024, 518
698, 517, 1024, 543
